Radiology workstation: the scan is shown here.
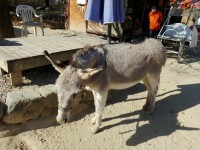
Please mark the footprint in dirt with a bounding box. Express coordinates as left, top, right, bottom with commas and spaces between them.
15, 141, 29, 150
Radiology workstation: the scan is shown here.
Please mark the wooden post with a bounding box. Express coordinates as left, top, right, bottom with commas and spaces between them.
10, 71, 22, 86
0, 68, 5, 76
107, 24, 111, 44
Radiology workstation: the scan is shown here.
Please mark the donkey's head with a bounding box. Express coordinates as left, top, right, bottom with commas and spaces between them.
55, 66, 83, 124
44, 48, 104, 124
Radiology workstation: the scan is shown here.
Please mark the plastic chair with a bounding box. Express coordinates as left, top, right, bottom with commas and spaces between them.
189, 25, 198, 48
16, 5, 44, 37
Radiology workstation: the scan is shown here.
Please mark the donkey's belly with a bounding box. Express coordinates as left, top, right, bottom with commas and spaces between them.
110, 81, 140, 90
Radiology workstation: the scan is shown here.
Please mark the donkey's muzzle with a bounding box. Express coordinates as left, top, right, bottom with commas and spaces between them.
56, 108, 69, 124
56, 115, 68, 124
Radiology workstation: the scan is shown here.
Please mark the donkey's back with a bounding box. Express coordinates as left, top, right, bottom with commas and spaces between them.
103, 38, 166, 89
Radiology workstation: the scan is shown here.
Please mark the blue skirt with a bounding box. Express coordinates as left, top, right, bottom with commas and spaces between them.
85, 0, 125, 24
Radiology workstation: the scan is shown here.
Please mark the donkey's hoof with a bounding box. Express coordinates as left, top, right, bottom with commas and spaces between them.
142, 104, 148, 111
91, 126, 99, 134
91, 117, 96, 125
143, 104, 154, 114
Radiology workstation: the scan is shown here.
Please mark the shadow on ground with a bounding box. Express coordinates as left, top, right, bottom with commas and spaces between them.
21, 65, 59, 86
0, 109, 58, 138
107, 83, 146, 104
165, 46, 200, 63
0, 39, 22, 46
97, 83, 200, 146
14, 26, 32, 38
71, 83, 147, 122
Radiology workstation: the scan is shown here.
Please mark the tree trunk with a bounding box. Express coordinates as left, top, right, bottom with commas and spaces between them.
0, 0, 15, 38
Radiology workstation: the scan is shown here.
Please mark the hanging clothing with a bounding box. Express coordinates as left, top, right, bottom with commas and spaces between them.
85, 0, 125, 24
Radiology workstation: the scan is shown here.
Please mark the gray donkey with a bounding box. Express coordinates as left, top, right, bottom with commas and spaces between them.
44, 38, 166, 133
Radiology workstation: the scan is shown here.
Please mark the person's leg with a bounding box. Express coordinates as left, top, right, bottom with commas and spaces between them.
154, 30, 159, 38
150, 30, 159, 38
149, 30, 153, 38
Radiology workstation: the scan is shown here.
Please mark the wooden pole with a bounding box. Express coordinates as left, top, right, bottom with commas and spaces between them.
0, 68, 5, 76
107, 24, 111, 44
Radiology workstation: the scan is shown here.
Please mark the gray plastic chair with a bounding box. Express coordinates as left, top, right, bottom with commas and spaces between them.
16, 5, 44, 37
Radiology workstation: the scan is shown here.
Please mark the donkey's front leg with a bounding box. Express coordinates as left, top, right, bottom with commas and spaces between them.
91, 90, 108, 134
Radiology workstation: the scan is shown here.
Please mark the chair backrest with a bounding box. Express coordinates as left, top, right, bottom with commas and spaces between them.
16, 5, 36, 23
163, 23, 191, 41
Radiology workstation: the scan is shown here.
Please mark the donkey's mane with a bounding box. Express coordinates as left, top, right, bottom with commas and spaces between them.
71, 45, 105, 67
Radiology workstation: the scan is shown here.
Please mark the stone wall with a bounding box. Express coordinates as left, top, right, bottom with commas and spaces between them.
0, 84, 94, 138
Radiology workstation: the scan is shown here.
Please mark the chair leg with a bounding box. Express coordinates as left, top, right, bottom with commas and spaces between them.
34, 26, 37, 36
41, 26, 44, 36
21, 26, 24, 37
24, 26, 28, 37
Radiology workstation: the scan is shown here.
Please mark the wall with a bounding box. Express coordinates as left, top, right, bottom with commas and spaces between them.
69, 0, 86, 31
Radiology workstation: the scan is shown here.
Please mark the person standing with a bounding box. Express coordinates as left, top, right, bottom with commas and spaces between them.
149, 6, 163, 38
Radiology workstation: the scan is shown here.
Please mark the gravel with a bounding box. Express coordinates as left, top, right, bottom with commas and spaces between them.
0, 74, 12, 103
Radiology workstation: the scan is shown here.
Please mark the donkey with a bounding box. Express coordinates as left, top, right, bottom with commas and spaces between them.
44, 38, 166, 133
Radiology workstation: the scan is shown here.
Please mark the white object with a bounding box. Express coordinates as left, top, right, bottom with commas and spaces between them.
163, 23, 198, 47
189, 25, 198, 48
16, 5, 44, 37
77, 0, 86, 5
198, 17, 200, 25
163, 23, 191, 41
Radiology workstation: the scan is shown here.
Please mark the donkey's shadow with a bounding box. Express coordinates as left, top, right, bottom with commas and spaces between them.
99, 83, 200, 146
107, 83, 147, 104
71, 83, 146, 122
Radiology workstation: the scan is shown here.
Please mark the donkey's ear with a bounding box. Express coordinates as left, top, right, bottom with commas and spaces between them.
78, 66, 103, 80
44, 50, 66, 73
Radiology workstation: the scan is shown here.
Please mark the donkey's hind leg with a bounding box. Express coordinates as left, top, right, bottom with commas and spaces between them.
142, 76, 152, 112
142, 71, 161, 113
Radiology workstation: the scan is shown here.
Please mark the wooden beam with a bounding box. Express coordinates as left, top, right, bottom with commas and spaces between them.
107, 24, 112, 44
7, 51, 75, 72
10, 71, 22, 86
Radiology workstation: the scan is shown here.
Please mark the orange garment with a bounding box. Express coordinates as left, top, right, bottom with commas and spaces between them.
149, 10, 163, 30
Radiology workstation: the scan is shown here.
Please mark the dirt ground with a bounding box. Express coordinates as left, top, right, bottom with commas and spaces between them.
0, 26, 200, 150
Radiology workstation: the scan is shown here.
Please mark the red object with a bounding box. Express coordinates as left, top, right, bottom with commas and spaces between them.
149, 10, 163, 30
169, 0, 200, 9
